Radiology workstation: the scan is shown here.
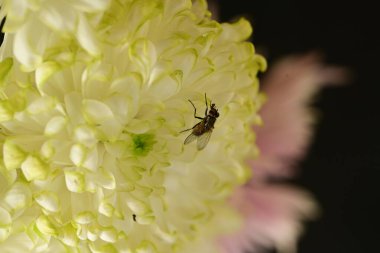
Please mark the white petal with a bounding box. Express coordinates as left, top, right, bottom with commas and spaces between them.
34, 191, 60, 213
82, 146, 99, 171
149, 74, 180, 100
72, 0, 111, 12
36, 61, 61, 90
70, 144, 86, 167
98, 202, 114, 217
74, 125, 97, 147
3, 183, 31, 211
74, 211, 95, 224
27, 97, 56, 114
59, 224, 78, 247
0, 218, 12, 241
0, 57, 13, 86
1, 0, 29, 32
64, 92, 83, 124
0, 227, 11, 242
13, 17, 48, 71
76, 14, 100, 56
35, 215, 57, 235
82, 99, 114, 124
3, 140, 26, 171
219, 18, 253, 42
64, 170, 85, 193
99, 227, 118, 243
0, 101, 14, 122
40, 140, 56, 159
129, 39, 157, 82
96, 168, 115, 189
135, 241, 157, 253
21, 155, 48, 181
124, 119, 150, 134
126, 197, 150, 215
38, 1, 76, 32
135, 214, 155, 225
44, 116, 66, 136
0, 207, 12, 227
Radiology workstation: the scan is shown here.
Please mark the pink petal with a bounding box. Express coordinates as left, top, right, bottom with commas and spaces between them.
251, 53, 347, 180
218, 185, 318, 253
217, 53, 347, 253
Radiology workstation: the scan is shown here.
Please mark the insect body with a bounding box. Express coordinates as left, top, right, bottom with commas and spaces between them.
180, 94, 219, 150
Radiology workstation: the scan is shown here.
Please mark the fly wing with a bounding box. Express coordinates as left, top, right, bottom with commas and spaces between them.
196, 130, 212, 150
184, 133, 198, 145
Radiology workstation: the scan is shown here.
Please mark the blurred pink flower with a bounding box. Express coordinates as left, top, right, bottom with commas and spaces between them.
218, 53, 347, 253
252, 53, 346, 180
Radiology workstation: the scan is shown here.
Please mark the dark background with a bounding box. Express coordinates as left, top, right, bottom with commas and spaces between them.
218, 0, 379, 253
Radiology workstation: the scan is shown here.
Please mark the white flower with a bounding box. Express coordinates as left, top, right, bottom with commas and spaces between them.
0, 0, 266, 252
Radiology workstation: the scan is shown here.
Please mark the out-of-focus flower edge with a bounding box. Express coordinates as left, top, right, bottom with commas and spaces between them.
219, 53, 347, 253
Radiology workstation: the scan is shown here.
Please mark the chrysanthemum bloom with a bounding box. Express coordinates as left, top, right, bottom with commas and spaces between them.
219, 54, 347, 253
0, 0, 266, 252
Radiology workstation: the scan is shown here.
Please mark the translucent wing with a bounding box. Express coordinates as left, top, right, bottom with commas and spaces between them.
196, 130, 212, 150
184, 133, 197, 145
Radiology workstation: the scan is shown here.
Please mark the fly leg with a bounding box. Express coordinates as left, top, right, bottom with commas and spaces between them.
188, 100, 204, 120
180, 122, 200, 133
204, 93, 208, 116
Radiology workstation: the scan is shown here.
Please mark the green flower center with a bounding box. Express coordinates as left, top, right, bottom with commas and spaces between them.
131, 133, 156, 157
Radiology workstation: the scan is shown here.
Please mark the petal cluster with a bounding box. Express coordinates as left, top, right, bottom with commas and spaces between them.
0, 0, 265, 252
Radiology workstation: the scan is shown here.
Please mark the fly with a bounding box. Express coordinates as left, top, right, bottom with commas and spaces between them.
180, 93, 219, 150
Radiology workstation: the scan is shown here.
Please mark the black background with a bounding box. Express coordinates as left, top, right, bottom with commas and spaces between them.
218, 1, 379, 253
